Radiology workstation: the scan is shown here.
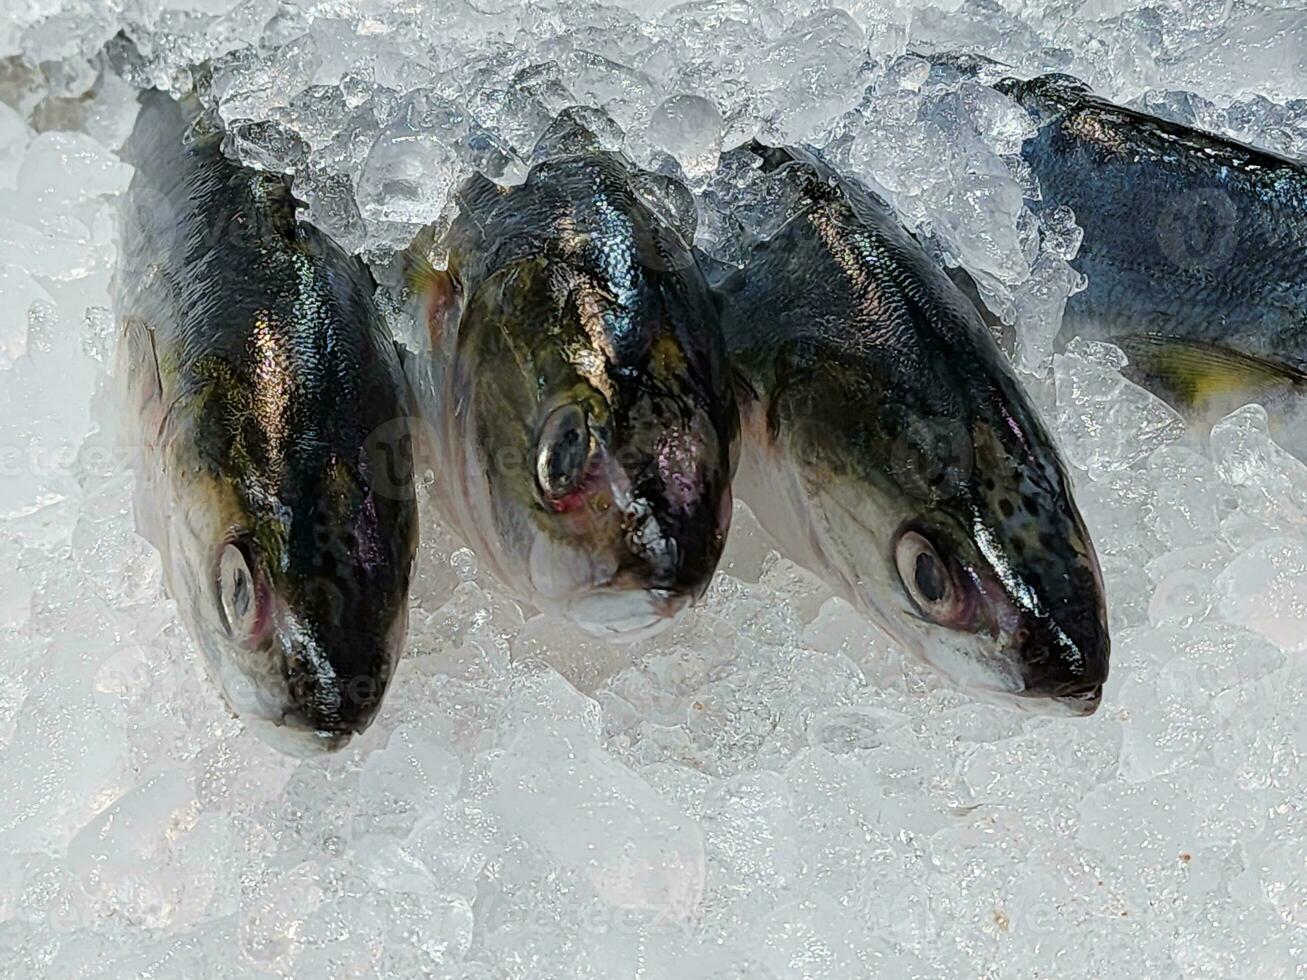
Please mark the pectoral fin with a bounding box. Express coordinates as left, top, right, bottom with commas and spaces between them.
119, 315, 163, 425
631, 170, 698, 245
393, 340, 438, 476
694, 246, 745, 296
1117, 333, 1307, 428
119, 316, 168, 550
401, 228, 461, 345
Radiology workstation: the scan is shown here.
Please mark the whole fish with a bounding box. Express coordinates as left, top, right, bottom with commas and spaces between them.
403, 129, 737, 639
114, 90, 418, 753
709, 143, 1109, 714
1001, 74, 1307, 444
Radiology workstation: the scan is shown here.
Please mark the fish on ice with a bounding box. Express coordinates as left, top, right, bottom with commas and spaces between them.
403, 119, 737, 641
1004, 72, 1307, 450
114, 87, 420, 753
707, 142, 1110, 715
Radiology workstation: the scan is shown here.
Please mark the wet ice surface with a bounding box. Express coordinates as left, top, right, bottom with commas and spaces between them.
1, 2, 1306, 978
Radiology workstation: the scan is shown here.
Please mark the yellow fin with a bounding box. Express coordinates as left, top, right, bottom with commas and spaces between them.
1117, 334, 1306, 423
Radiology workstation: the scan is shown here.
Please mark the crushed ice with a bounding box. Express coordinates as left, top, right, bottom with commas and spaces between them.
0, 1, 1304, 977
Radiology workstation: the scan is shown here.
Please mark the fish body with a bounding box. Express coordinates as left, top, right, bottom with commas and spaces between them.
406, 140, 736, 639
114, 90, 418, 753
1003, 74, 1307, 437
711, 143, 1109, 714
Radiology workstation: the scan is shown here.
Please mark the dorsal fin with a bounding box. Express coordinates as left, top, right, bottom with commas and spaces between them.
248, 172, 301, 242
454, 171, 505, 215
693, 247, 745, 295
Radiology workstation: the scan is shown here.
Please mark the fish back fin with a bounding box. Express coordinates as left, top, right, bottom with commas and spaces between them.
745, 141, 898, 234
729, 363, 759, 406
118, 314, 163, 418
995, 73, 1095, 121
401, 225, 461, 346
250, 172, 302, 242
746, 141, 844, 189
744, 140, 801, 174
530, 106, 628, 162
393, 340, 440, 477
122, 74, 224, 166
1117, 333, 1307, 424
122, 88, 194, 168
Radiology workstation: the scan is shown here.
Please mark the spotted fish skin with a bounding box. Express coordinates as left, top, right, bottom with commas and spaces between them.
710, 142, 1109, 714
408, 146, 736, 640
1002, 74, 1307, 433
115, 89, 418, 753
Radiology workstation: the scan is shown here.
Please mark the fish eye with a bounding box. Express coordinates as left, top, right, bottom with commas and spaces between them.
218, 542, 258, 638
535, 402, 595, 503
895, 530, 968, 626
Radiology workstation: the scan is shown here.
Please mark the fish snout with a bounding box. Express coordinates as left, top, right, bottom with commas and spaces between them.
627, 483, 730, 605
285, 660, 384, 736
1013, 613, 1110, 715
1052, 684, 1104, 716
282, 627, 397, 737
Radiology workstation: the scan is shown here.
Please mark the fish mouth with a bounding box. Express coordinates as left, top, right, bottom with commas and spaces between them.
903, 637, 1103, 717
244, 712, 357, 757
1011, 618, 1109, 716
974, 682, 1103, 718
222, 666, 376, 755
560, 587, 692, 641
201, 620, 398, 754
1049, 683, 1103, 717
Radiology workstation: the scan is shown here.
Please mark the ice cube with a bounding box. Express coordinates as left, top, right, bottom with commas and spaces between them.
1211, 404, 1307, 539
700, 770, 801, 930
354, 718, 463, 837
67, 769, 233, 930
759, 9, 867, 137
1011, 250, 1081, 372
1, 669, 132, 853
752, 895, 898, 978
211, 33, 320, 122
647, 94, 723, 181
1216, 537, 1307, 652
237, 862, 326, 972
489, 721, 705, 919
1053, 339, 1186, 473
356, 109, 460, 247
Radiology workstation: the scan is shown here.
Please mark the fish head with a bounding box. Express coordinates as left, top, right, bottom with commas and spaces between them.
167, 418, 417, 755
449, 256, 734, 640
718, 146, 1108, 714
868, 386, 1109, 716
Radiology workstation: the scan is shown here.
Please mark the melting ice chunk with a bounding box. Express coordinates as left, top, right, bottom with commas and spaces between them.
648, 94, 723, 180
